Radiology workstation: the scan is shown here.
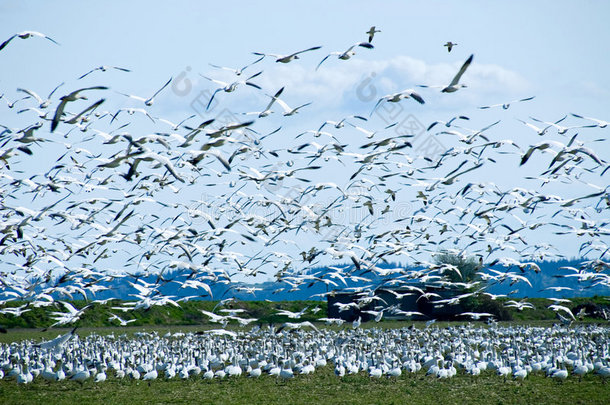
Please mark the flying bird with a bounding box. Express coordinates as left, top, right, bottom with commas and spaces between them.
16, 82, 64, 109
442, 54, 473, 92
570, 113, 609, 128
0, 31, 59, 52
51, 86, 108, 132
208, 54, 265, 76
444, 42, 457, 52
108, 313, 137, 326
253, 46, 322, 63
200, 71, 262, 110
243, 87, 285, 118
366, 26, 381, 43
64, 98, 105, 125
117, 77, 172, 106
371, 89, 425, 116
478, 96, 535, 110
78, 66, 131, 80
273, 93, 312, 116
316, 42, 374, 70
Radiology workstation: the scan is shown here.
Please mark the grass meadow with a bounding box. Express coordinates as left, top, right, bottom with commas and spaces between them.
1, 324, 609, 404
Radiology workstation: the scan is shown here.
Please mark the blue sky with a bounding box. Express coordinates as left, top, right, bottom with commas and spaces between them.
2, 0, 609, 117
1, 1, 609, 285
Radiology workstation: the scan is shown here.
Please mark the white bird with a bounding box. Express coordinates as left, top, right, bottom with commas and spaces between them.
530, 115, 596, 134
108, 313, 137, 326
51, 86, 108, 132
505, 300, 535, 311
17, 82, 64, 109
420, 54, 473, 93
551, 366, 569, 382
316, 42, 374, 70
200, 71, 262, 110
117, 77, 172, 106
248, 367, 262, 378
110, 107, 156, 124
570, 113, 609, 128
70, 368, 91, 384
319, 317, 345, 326
253, 46, 321, 63
279, 361, 294, 381
371, 89, 425, 115
276, 321, 320, 334
442, 54, 473, 92
516, 118, 552, 136
478, 96, 535, 110
36, 327, 78, 351
49, 302, 91, 327
200, 310, 231, 327
243, 87, 284, 118
548, 304, 576, 320
274, 96, 312, 116
94, 369, 107, 383
0, 31, 59, 52
142, 369, 158, 381
335, 363, 346, 377
78, 66, 131, 80
459, 312, 495, 320
208, 54, 265, 76
275, 306, 309, 319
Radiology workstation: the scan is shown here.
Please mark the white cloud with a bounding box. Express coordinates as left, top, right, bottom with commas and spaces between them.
246, 55, 531, 112
156, 54, 532, 129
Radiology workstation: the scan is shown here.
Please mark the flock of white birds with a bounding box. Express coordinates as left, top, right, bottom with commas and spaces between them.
1, 323, 610, 383
0, 27, 609, 383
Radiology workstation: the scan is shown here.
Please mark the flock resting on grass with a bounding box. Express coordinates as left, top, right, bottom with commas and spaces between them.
1, 323, 610, 384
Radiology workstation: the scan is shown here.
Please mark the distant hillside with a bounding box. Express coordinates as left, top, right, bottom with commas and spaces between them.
485, 258, 609, 298
33, 258, 610, 303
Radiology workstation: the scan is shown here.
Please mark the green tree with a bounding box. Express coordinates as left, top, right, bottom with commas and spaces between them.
433, 251, 481, 286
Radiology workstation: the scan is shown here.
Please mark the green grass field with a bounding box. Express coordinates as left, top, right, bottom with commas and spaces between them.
1, 324, 609, 405
1, 298, 609, 404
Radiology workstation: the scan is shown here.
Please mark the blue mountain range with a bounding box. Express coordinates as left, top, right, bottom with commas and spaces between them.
57, 258, 609, 303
